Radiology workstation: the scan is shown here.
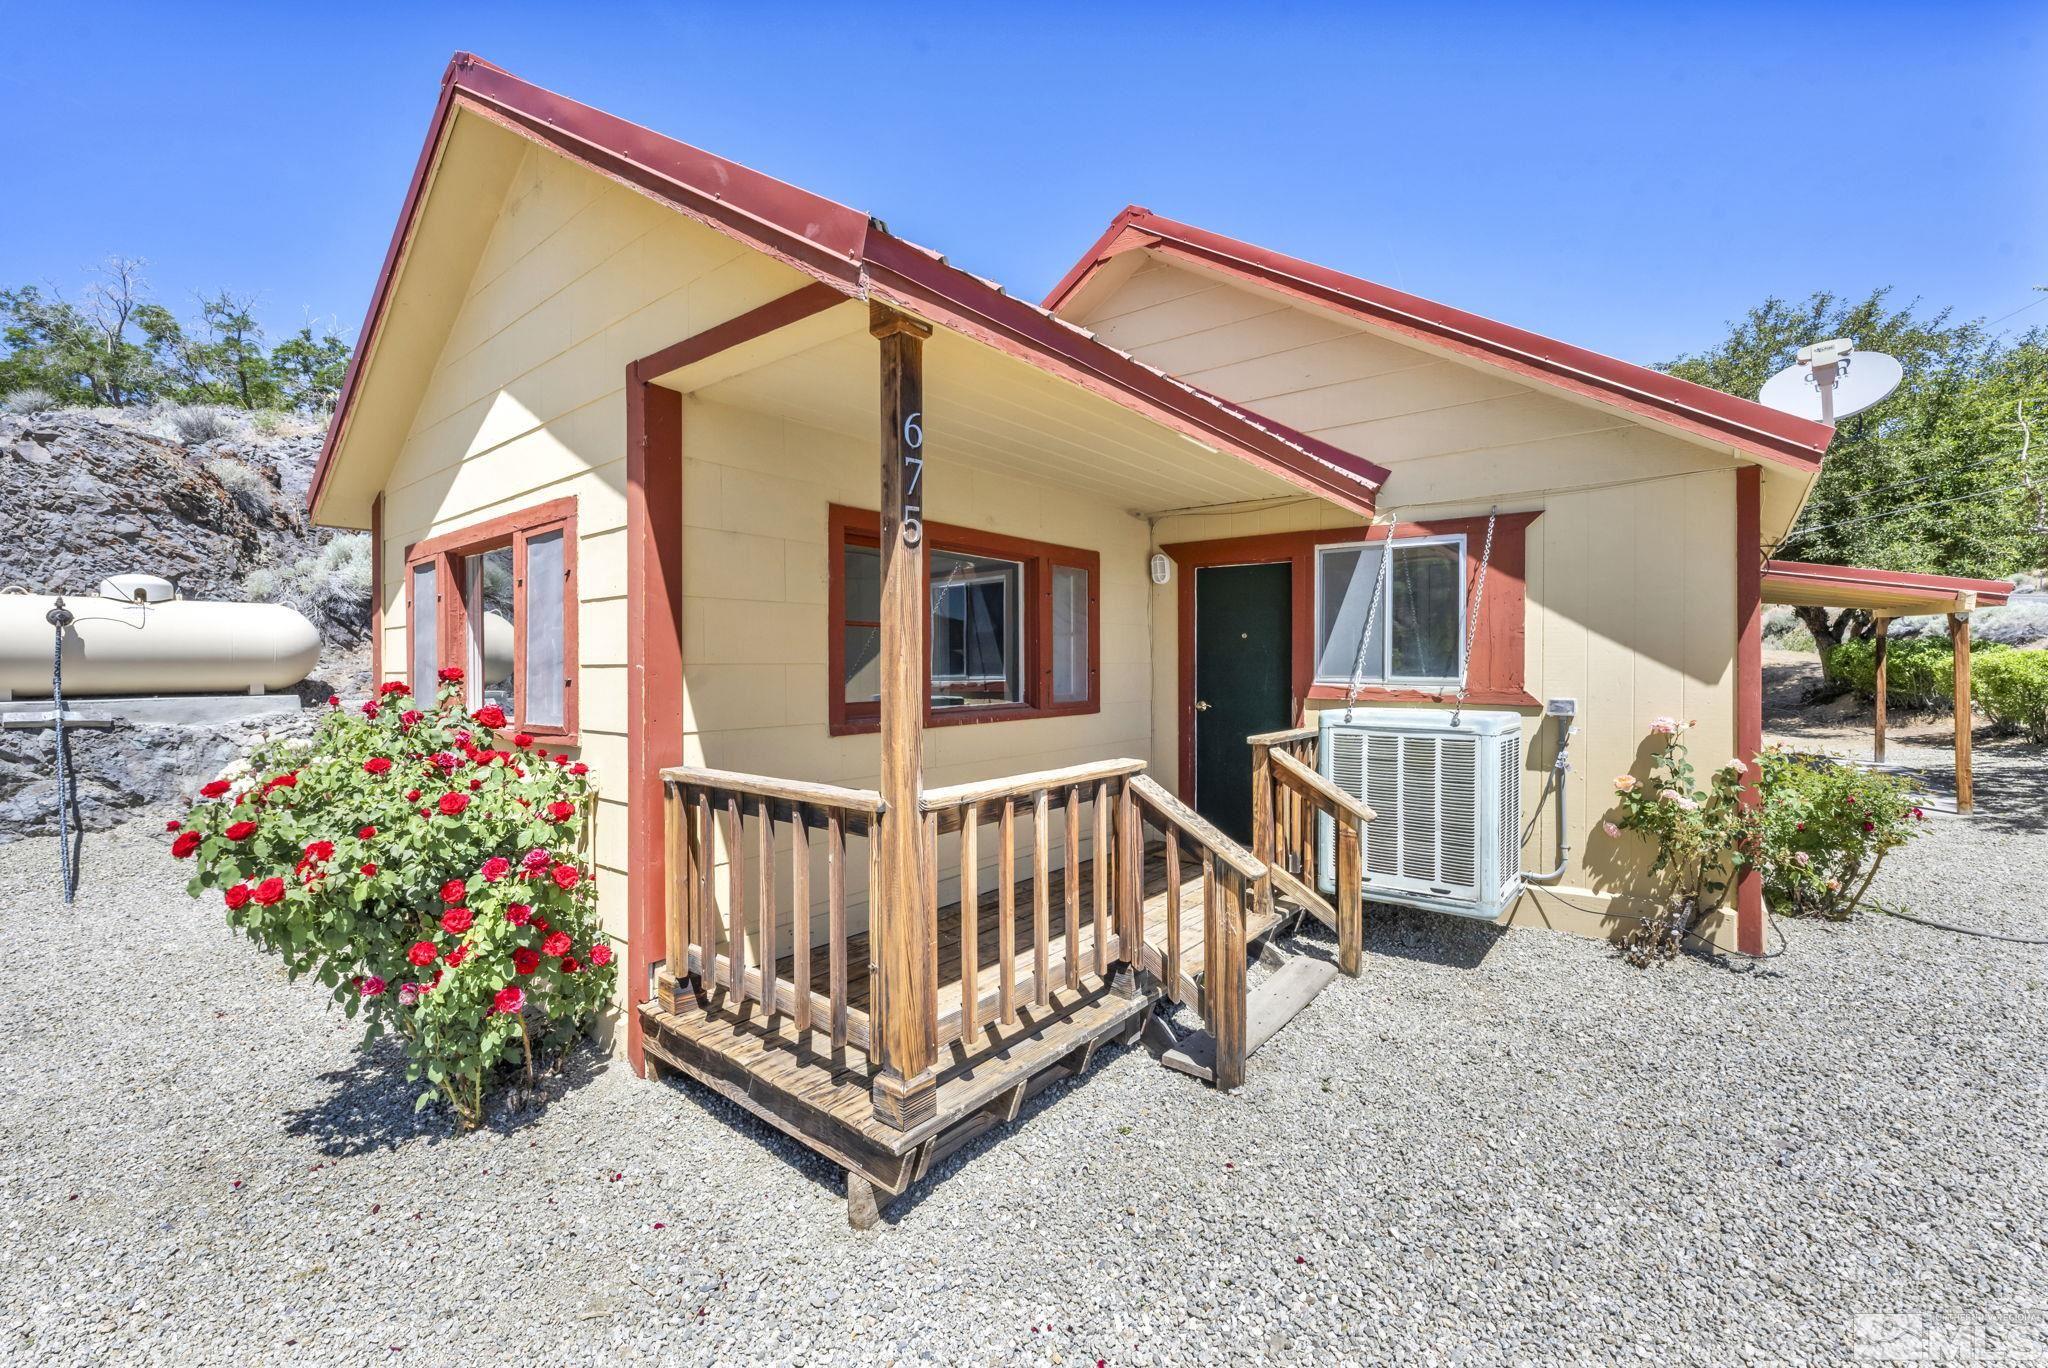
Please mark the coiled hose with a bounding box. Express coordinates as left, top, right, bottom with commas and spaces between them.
47, 597, 76, 905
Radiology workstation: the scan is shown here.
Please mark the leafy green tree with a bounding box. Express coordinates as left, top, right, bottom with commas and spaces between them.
1665, 289, 2047, 666
270, 325, 352, 411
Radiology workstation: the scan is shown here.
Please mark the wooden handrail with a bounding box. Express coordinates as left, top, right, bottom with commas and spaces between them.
1127, 774, 1266, 882
920, 758, 1147, 811
662, 765, 886, 816
1244, 724, 1318, 747
1269, 749, 1376, 827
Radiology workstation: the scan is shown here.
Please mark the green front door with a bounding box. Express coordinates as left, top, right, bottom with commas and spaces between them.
1193, 562, 1294, 845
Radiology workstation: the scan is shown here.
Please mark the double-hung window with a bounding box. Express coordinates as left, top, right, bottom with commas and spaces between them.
1313, 534, 1466, 687
829, 506, 1098, 733
403, 497, 578, 738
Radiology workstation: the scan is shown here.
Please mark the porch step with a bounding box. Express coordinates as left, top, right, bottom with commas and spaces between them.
1154, 954, 1342, 1084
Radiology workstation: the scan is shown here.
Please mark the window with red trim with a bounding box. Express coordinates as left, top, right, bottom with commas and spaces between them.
403, 497, 579, 739
828, 505, 1099, 735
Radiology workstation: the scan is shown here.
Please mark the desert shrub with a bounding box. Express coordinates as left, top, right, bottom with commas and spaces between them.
168, 403, 244, 444
1972, 648, 2048, 742
1, 387, 57, 414
245, 532, 372, 643
204, 455, 274, 519
1827, 636, 2011, 708
1605, 718, 1753, 965
170, 671, 614, 1127
1754, 750, 1925, 919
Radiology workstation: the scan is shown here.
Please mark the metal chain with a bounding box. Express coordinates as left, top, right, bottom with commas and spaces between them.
1341, 511, 1399, 722
1449, 507, 1499, 728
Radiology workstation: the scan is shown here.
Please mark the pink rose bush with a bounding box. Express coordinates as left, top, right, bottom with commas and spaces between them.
171, 671, 618, 1128
1605, 717, 1753, 966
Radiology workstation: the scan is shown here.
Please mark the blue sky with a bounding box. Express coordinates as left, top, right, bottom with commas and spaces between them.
6, 2, 2043, 370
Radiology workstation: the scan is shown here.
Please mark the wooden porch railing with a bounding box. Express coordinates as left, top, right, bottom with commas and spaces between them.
1125, 774, 1266, 1091
919, 758, 1147, 1047
1248, 726, 1373, 977
661, 766, 882, 1053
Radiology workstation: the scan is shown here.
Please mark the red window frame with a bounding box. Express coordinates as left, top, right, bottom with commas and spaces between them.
403, 496, 579, 743
827, 504, 1100, 737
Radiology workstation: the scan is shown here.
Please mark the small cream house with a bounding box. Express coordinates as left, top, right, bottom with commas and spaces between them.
309, 54, 1837, 1219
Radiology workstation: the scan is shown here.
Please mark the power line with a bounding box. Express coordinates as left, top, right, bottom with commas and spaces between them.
1772, 479, 2030, 551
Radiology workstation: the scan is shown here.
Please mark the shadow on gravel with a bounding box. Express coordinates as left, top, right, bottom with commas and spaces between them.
283, 1037, 611, 1156
642, 1069, 846, 1198
1361, 903, 1505, 969
1902, 738, 2048, 836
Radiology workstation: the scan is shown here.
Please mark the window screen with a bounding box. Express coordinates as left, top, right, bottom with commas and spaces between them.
1051, 565, 1090, 704
1315, 539, 1464, 684
523, 529, 566, 728
409, 560, 438, 688
466, 546, 517, 713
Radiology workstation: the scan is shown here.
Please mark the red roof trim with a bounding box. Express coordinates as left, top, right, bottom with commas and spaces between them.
310, 57, 1383, 518
1044, 207, 1836, 475
1763, 560, 2014, 609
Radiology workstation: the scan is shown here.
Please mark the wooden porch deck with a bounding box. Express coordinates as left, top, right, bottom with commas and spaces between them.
640, 839, 1284, 1199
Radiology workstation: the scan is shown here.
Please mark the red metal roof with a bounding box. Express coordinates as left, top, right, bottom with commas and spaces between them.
1762, 560, 2014, 611
1044, 207, 1837, 475
308, 56, 1388, 520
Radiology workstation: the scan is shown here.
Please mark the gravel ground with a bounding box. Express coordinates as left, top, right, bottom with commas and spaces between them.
1, 743, 2043, 1365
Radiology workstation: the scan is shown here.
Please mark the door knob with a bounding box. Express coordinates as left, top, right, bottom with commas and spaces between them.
1194, 700, 1211, 711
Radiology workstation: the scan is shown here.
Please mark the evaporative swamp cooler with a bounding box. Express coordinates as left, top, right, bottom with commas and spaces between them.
1316, 708, 1524, 921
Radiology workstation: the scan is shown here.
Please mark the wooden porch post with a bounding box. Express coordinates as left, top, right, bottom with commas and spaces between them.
1872, 615, 1889, 764
1950, 606, 1973, 815
869, 303, 939, 1130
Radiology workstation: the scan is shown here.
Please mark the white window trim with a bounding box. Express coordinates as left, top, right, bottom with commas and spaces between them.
1311, 533, 1468, 688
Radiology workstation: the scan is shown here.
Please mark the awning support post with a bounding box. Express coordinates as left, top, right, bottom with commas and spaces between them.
1949, 607, 1973, 815
869, 302, 938, 1131
1872, 615, 1889, 764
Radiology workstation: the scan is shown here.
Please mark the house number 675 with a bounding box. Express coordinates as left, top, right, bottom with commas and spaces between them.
901, 410, 924, 548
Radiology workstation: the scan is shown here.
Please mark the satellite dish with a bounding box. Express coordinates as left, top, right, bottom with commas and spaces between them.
1758, 338, 1904, 425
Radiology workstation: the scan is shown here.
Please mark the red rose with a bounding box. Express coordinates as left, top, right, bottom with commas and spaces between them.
439, 878, 468, 904
165, 819, 182, 832
506, 904, 532, 927
472, 704, 506, 730
360, 975, 387, 998
492, 986, 525, 1015
445, 945, 469, 968
301, 840, 335, 863
559, 956, 581, 975
467, 778, 482, 791
571, 763, 588, 776
199, 779, 232, 799
222, 883, 252, 909
589, 943, 614, 968
437, 666, 464, 683
363, 757, 393, 776
327, 694, 340, 707
542, 931, 572, 957
546, 801, 575, 823
513, 733, 534, 749
171, 830, 203, 859
360, 701, 380, 719
359, 863, 378, 877
480, 856, 512, 883
512, 947, 540, 975
550, 863, 581, 890
379, 680, 410, 696
405, 788, 422, 802
266, 773, 298, 792
407, 940, 438, 967
223, 821, 258, 842
358, 825, 377, 839
251, 876, 287, 906
400, 710, 422, 730
440, 907, 474, 935
437, 792, 470, 817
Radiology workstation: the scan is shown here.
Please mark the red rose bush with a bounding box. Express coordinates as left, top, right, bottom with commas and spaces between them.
173, 671, 615, 1128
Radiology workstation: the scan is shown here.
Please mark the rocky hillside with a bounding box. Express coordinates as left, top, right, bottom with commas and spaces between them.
0, 405, 370, 690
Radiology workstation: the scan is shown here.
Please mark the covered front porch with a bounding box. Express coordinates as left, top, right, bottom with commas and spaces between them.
623, 282, 1384, 1222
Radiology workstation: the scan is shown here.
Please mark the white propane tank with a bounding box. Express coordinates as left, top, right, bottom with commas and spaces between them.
0, 592, 321, 697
